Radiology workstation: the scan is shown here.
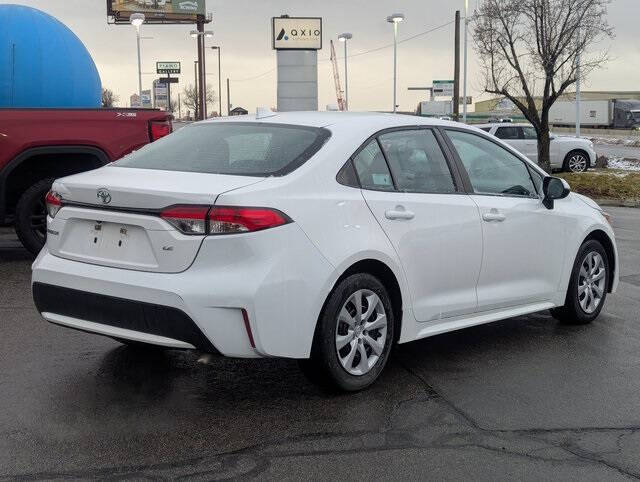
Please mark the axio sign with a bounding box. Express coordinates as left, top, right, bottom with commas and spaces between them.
272, 17, 322, 50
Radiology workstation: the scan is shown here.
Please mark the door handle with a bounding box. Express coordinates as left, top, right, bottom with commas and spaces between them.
385, 206, 415, 220
482, 210, 506, 222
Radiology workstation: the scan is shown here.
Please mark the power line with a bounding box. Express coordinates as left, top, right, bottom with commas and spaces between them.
229, 19, 455, 82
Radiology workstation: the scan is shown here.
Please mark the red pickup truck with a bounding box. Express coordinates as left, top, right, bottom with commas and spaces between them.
0, 108, 172, 254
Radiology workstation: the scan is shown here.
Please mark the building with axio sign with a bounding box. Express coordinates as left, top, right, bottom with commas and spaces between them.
272, 16, 322, 112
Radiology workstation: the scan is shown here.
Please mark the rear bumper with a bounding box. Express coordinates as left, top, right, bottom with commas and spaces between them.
31, 223, 334, 358
33, 282, 218, 352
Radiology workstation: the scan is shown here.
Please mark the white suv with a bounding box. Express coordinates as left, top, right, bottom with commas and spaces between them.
33, 112, 617, 391
477, 123, 596, 172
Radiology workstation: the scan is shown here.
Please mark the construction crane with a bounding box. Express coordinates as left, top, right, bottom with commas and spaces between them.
329, 40, 345, 111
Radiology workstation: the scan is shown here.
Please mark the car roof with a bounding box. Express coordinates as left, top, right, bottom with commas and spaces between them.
202, 110, 464, 130
476, 122, 533, 128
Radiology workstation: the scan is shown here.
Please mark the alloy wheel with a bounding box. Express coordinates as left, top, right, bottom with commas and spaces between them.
568, 154, 588, 172
578, 251, 606, 314
335, 289, 388, 376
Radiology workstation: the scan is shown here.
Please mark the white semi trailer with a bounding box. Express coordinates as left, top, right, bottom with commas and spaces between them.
417, 100, 453, 117
550, 99, 640, 129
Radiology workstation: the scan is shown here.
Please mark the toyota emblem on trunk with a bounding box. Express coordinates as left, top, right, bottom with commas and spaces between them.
97, 188, 112, 204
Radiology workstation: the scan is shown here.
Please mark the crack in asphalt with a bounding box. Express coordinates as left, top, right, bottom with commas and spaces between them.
398, 358, 640, 481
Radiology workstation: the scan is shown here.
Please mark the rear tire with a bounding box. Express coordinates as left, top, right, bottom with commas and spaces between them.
550, 239, 609, 325
14, 178, 54, 255
299, 273, 395, 392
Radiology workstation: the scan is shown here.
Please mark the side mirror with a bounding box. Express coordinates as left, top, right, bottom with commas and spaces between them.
542, 177, 570, 209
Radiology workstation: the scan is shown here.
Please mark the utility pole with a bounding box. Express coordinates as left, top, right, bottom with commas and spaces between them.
196, 18, 206, 119
226, 78, 231, 115
576, 28, 581, 138
453, 10, 461, 121
463, 0, 469, 123
178, 93, 181, 119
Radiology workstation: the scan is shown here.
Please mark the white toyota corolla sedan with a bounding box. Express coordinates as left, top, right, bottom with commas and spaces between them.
32, 111, 618, 391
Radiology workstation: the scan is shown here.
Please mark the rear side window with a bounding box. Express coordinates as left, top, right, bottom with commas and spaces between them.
378, 130, 456, 193
495, 126, 521, 140
353, 140, 394, 191
115, 122, 330, 176
479, 127, 492, 132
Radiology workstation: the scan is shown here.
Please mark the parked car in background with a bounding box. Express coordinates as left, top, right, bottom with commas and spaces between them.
32, 112, 617, 391
0, 108, 173, 254
477, 122, 596, 172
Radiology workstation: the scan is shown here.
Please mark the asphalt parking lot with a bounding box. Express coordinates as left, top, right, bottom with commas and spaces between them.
1, 206, 639, 481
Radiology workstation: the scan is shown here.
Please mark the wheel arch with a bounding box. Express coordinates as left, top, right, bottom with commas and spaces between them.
0, 146, 109, 223
584, 229, 616, 293
320, 258, 405, 344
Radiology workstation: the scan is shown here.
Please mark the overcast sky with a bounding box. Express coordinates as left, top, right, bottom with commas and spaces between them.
3, 0, 639, 113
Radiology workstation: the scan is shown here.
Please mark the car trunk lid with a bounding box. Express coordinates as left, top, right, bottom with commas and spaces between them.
47, 166, 264, 272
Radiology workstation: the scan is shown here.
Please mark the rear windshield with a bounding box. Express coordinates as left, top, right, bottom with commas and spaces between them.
115, 122, 331, 176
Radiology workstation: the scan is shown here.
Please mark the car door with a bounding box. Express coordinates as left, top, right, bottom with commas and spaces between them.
354, 128, 483, 322
443, 128, 567, 311
521, 126, 539, 163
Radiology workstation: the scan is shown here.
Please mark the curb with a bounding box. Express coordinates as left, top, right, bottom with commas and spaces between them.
594, 198, 640, 208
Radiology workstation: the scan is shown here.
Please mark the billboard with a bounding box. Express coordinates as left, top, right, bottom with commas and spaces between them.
107, 0, 206, 24
272, 17, 322, 50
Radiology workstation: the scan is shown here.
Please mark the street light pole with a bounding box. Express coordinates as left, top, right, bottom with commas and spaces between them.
190, 27, 214, 120
386, 14, 405, 113
463, 0, 469, 123
130, 13, 145, 100
194, 60, 199, 120
338, 33, 352, 111
576, 27, 581, 138
211, 46, 222, 116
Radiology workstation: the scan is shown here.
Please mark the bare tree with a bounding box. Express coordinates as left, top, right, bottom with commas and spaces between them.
473, 0, 613, 172
181, 84, 216, 119
101, 88, 119, 108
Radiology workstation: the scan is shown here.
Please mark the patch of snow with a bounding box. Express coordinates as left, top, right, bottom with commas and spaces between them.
607, 158, 640, 172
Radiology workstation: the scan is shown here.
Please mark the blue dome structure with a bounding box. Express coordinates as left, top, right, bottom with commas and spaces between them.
0, 4, 102, 108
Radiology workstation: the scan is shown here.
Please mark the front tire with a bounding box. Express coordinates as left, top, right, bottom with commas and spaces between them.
551, 240, 609, 325
300, 273, 395, 392
563, 150, 590, 173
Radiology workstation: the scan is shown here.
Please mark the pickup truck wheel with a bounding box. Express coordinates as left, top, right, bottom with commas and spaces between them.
564, 151, 589, 173
15, 178, 54, 255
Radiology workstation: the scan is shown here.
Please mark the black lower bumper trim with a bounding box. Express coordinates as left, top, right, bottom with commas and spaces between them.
32, 282, 218, 353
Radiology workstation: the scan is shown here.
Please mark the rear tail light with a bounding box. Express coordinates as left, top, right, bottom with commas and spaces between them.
208, 206, 290, 234
160, 205, 209, 235
159, 205, 290, 235
45, 190, 62, 218
150, 121, 172, 141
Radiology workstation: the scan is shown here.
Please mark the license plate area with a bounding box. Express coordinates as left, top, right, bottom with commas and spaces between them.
59, 219, 159, 269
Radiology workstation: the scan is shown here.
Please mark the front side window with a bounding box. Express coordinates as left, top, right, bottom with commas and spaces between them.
495, 126, 521, 140
378, 130, 456, 193
446, 130, 537, 197
115, 122, 330, 176
352, 140, 394, 191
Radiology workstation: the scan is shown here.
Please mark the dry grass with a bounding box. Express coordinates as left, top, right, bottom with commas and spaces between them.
557, 170, 640, 201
